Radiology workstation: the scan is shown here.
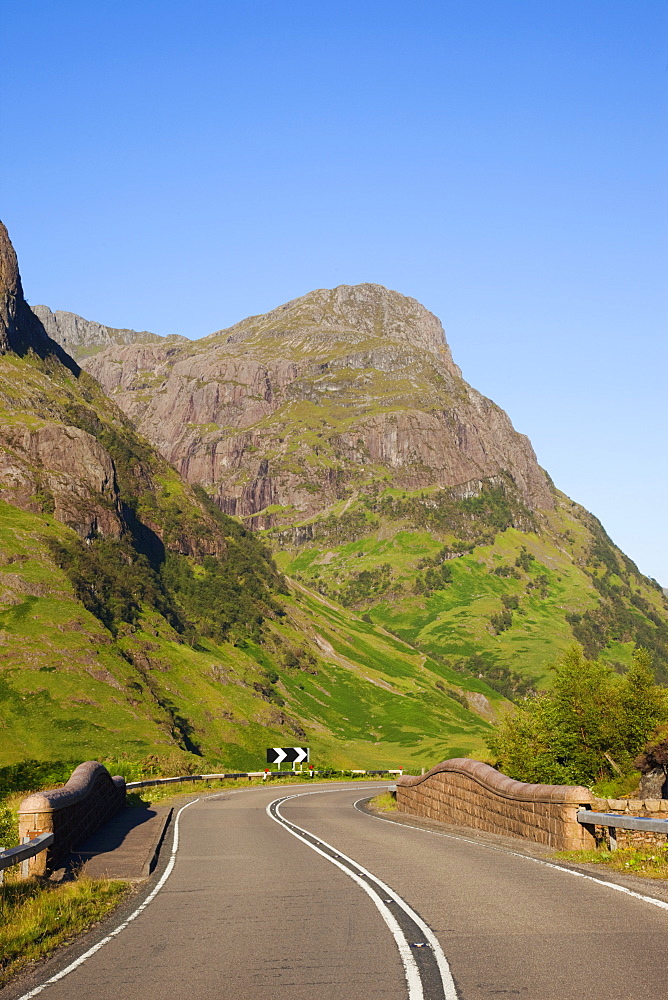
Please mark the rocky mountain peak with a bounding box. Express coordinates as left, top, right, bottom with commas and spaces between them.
79, 280, 554, 520
0, 220, 23, 353
211, 283, 462, 377
0, 220, 79, 372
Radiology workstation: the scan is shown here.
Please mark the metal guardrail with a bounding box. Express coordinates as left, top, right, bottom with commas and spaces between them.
126, 769, 402, 788
577, 810, 668, 849
0, 833, 54, 882
126, 772, 261, 789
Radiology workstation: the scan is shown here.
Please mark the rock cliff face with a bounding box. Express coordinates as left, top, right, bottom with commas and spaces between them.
0, 222, 124, 537
0, 420, 123, 539
0, 225, 76, 367
80, 283, 554, 525
0, 220, 224, 552
32, 305, 187, 361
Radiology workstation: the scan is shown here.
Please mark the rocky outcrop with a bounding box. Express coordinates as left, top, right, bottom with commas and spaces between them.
0, 221, 229, 552
32, 305, 188, 361
0, 420, 123, 538
0, 223, 79, 373
81, 283, 554, 523
0, 221, 124, 538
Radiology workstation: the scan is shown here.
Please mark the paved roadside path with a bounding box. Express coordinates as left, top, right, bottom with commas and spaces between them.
8, 782, 667, 1000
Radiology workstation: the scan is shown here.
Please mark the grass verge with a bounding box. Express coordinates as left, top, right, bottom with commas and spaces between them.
554, 845, 668, 880
368, 791, 397, 813
0, 875, 131, 986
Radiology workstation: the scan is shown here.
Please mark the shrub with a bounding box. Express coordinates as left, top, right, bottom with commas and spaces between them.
487, 646, 668, 785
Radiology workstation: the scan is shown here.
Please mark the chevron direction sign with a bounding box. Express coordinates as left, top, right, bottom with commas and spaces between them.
266, 747, 309, 764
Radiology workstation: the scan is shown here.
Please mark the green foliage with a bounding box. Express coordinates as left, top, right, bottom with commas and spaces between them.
414, 561, 453, 595
449, 652, 535, 701
48, 536, 180, 636
316, 508, 379, 544
493, 564, 521, 578
515, 546, 536, 572
487, 646, 668, 785
372, 483, 531, 543
0, 759, 80, 799
161, 550, 282, 643
567, 586, 668, 679
47, 482, 286, 645
335, 563, 393, 606
563, 517, 668, 680
490, 608, 513, 634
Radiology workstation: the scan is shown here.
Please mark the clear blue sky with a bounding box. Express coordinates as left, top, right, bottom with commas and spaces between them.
2, 1, 666, 583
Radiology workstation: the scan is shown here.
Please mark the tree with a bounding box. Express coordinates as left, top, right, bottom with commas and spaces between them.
486, 645, 668, 786
615, 648, 668, 765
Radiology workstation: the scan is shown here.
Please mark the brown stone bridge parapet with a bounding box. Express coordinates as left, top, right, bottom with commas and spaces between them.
18, 762, 126, 875
396, 758, 594, 850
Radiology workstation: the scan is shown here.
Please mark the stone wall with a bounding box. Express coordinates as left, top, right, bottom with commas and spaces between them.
396, 759, 594, 850
18, 761, 126, 875
588, 796, 668, 850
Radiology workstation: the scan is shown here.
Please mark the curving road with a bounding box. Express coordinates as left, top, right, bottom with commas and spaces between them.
12, 782, 668, 1000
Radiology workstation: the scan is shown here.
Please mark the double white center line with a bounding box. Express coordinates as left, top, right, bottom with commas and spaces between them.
266, 790, 459, 1000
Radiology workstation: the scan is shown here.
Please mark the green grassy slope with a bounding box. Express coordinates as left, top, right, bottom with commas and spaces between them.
0, 496, 496, 769
272, 482, 668, 698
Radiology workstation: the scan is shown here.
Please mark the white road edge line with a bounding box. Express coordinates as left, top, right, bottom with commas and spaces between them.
16, 797, 201, 1000
354, 799, 668, 913
267, 789, 459, 1000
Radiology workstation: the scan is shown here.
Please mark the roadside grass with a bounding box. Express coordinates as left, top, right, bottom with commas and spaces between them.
0, 876, 131, 986
368, 792, 397, 813
0, 792, 22, 848
554, 845, 668, 880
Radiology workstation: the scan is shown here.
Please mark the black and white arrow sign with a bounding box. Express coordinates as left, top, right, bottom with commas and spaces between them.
266, 747, 309, 764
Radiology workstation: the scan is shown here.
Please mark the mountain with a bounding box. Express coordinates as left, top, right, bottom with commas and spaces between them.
49, 285, 668, 698
0, 222, 496, 770
81, 284, 553, 522
31, 305, 187, 361
69, 285, 668, 694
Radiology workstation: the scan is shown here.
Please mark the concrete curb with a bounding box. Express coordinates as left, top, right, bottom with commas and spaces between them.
142, 807, 172, 878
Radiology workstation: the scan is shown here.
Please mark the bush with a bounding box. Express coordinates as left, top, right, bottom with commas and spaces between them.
490, 609, 513, 634
486, 646, 668, 785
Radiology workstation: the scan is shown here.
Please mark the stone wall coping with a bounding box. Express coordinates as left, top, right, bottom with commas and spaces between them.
397, 758, 592, 806
590, 796, 668, 814
18, 761, 125, 814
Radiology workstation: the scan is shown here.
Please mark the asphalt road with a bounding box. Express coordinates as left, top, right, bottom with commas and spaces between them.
12, 782, 668, 1000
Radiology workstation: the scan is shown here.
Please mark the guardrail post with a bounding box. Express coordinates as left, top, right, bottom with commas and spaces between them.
609, 827, 617, 850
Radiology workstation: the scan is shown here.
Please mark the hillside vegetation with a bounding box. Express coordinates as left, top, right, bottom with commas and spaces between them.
270, 480, 668, 698
0, 223, 497, 771
2, 222, 666, 777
